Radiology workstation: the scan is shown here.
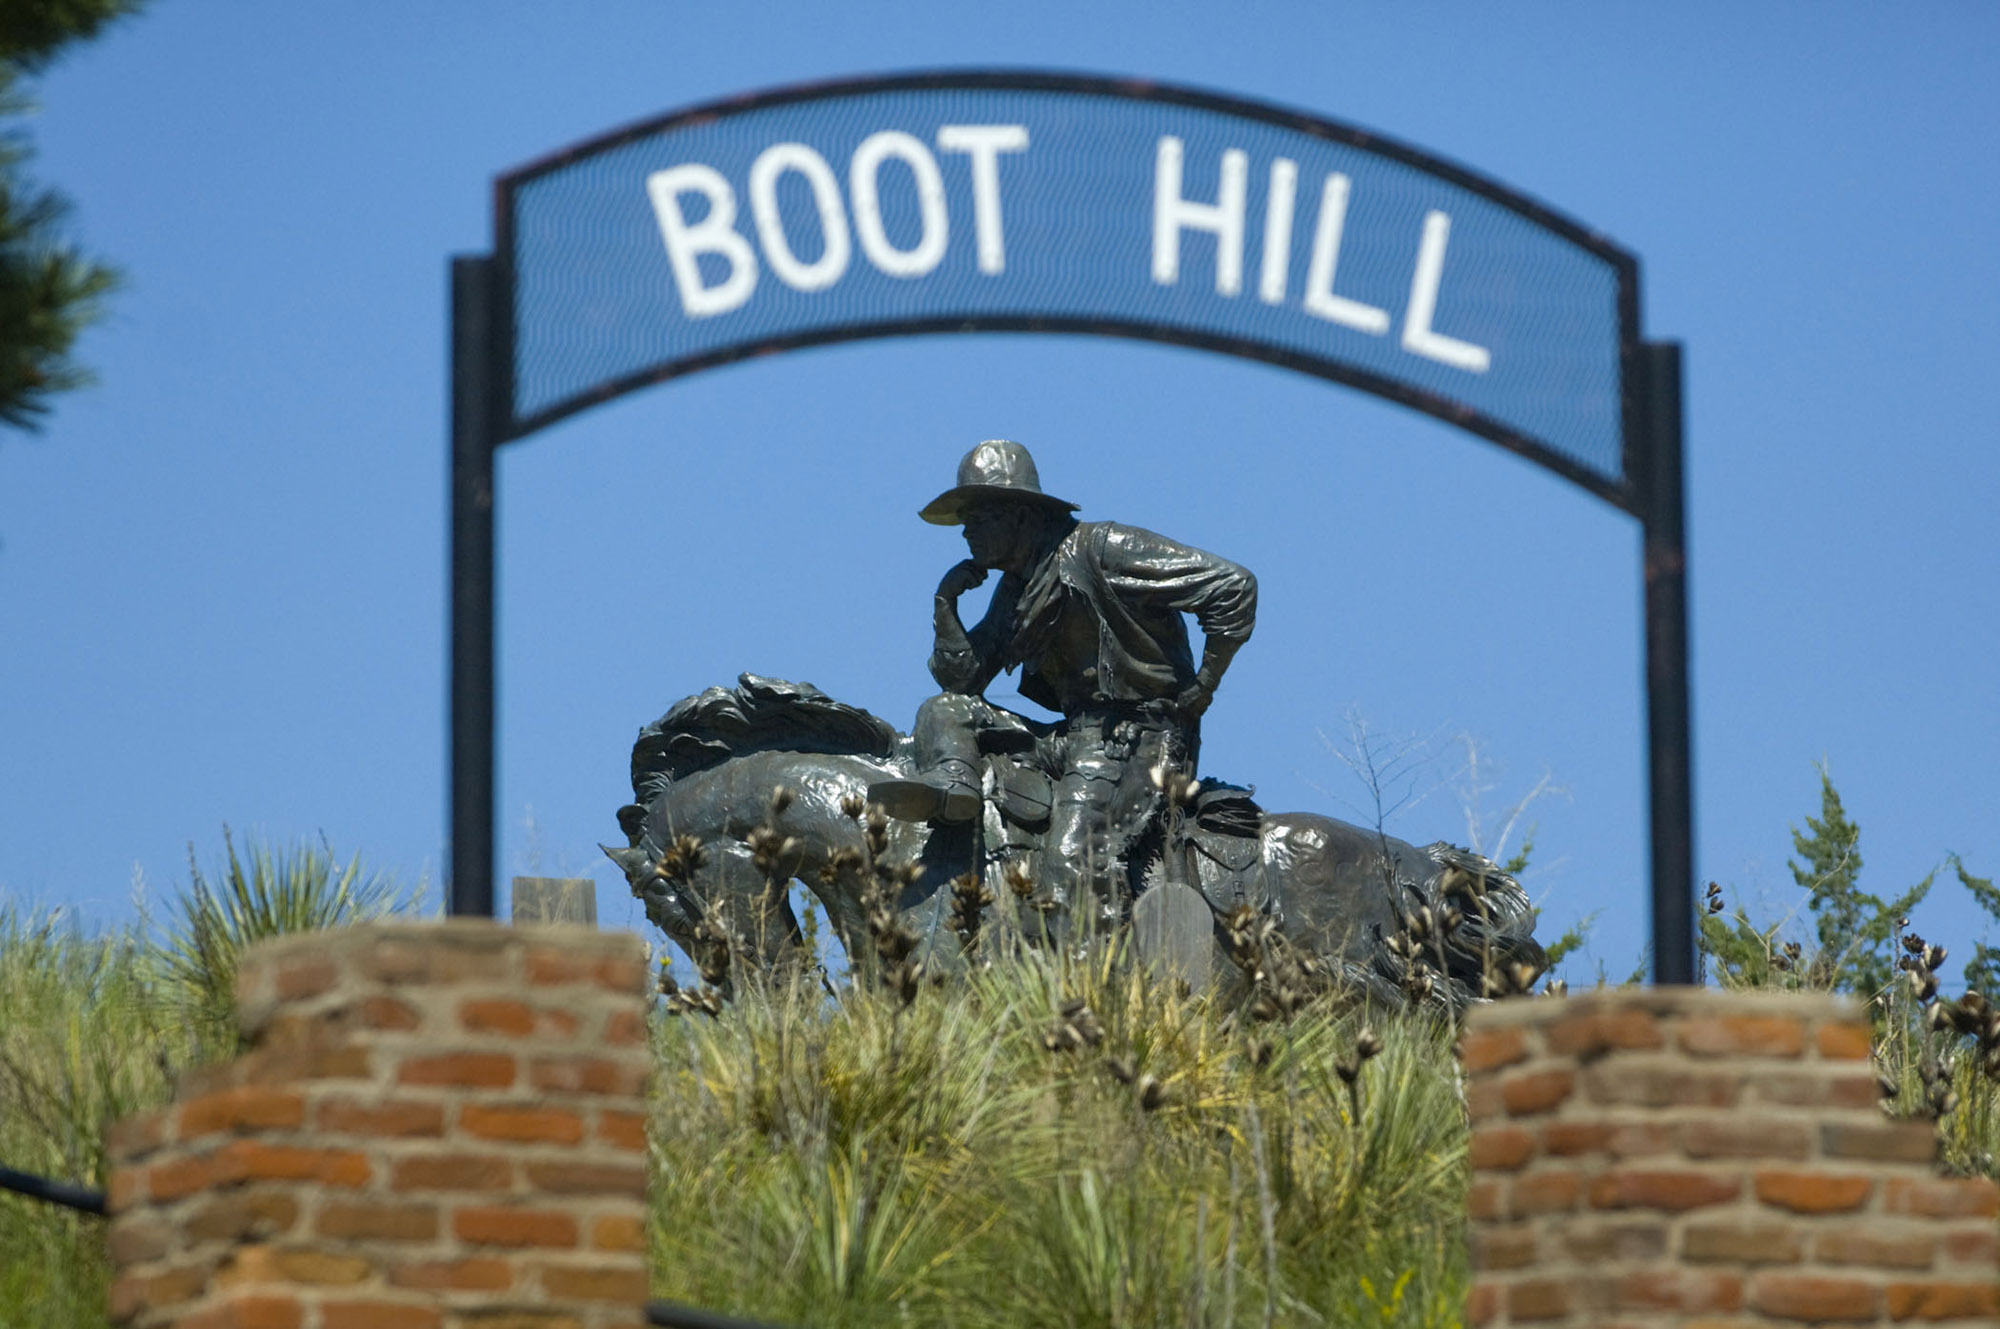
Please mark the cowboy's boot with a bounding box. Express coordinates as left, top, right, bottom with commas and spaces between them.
867, 757, 981, 824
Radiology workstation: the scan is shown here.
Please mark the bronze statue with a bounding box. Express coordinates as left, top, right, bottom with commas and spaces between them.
867, 440, 1257, 926
604, 442, 1547, 1009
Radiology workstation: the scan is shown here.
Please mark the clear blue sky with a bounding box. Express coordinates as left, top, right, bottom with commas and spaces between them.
4, 3, 1995, 984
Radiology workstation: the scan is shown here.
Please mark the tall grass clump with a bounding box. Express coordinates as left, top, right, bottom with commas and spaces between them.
648, 936, 1472, 1329
0, 833, 419, 1326
157, 829, 407, 1043
1700, 772, 2000, 1177
0, 904, 231, 1320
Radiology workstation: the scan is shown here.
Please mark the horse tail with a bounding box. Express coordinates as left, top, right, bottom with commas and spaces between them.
629, 673, 902, 804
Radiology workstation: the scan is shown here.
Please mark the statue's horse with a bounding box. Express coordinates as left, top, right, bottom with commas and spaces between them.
603, 675, 1544, 1008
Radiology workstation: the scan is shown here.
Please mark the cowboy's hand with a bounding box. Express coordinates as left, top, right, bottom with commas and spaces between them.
938, 559, 989, 600
1173, 680, 1214, 721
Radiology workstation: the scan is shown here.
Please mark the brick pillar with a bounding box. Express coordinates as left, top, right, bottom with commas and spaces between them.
104, 921, 651, 1329
1463, 988, 1999, 1326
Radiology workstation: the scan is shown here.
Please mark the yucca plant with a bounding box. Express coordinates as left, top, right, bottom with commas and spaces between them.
155, 828, 409, 1042
647, 933, 1474, 1327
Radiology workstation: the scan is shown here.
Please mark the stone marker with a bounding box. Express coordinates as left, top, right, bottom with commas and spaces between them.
511, 874, 596, 925
1134, 880, 1213, 989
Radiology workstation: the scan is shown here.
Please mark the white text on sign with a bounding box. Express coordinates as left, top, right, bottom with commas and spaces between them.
644, 128, 1490, 374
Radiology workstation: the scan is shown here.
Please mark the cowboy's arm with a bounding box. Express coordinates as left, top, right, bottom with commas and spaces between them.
1102, 525, 1258, 716
928, 560, 1005, 695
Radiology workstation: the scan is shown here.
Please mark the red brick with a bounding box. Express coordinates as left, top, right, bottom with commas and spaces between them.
1813, 1230, 1933, 1270
388, 1257, 514, 1291
1815, 1021, 1872, 1060
273, 956, 338, 1000
237, 1035, 372, 1083
604, 1008, 647, 1045
524, 1161, 647, 1196
1617, 1269, 1742, 1312
537, 1261, 651, 1302
454, 1206, 581, 1248
1585, 1063, 1741, 1108
1511, 1170, 1581, 1216
461, 1103, 585, 1144
390, 1152, 514, 1192
358, 995, 422, 1030
1681, 1117, 1812, 1159
1881, 1177, 1999, 1219
1752, 1273, 1878, 1321
1466, 1077, 1504, 1123
1563, 1220, 1668, 1262
1754, 1069, 1881, 1110
107, 1272, 145, 1321
597, 1109, 647, 1151
1684, 1222, 1803, 1265
321, 1304, 442, 1329
1940, 1227, 1999, 1265
1501, 1067, 1574, 1116
1466, 1179, 1502, 1220
1589, 1169, 1740, 1212
315, 1201, 439, 1242
1469, 1125, 1537, 1171
1507, 1278, 1571, 1320
1819, 1120, 1936, 1164
106, 1214, 172, 1264
1755, 1170, 1873, 1214
1604, 1122, 1676, 1157
179, 1087, 306, 1138
1680, 1015, 1805, 1057
107, 1110, 169, 1160
461, 998, 536, 1035
1884, 1280, 2000, 1319
107, 1166, 141, 1210
150, 1151, 220, 1201
1465, 1281, 1498, 1327
217, 1247, 372, 1287
1830, 1076, 1884, 1110
315, 1098, 445, 1138
178, 1295, 304, 1329
355, 938, 497, 985
529, 1055, 646, 1097
217, 1141, 371, 1189
1460, 1027, 1529, 1073
1545, 1009, 1664, 1056
591, 1214, 647, 1252
1470, 1225, 1537, 1270
525, 947, 645, 993
395, 1051, 516, 1088
1541, 1121, 1610, 1156
185, 1191, 301, 1242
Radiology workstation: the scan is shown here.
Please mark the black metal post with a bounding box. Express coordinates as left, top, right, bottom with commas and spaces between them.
1640, 340, 1695, 984
0, 1163, 106, 1216
450, 256, 499, 917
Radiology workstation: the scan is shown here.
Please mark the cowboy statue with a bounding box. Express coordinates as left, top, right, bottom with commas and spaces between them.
867, 439, 1258, 925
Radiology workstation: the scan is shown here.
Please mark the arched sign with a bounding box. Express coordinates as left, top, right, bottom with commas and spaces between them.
450, 72, 1693, 980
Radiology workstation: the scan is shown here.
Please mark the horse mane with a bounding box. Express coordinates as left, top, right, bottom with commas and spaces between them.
631, 673, 903, 801
1419, 841, 1546, 991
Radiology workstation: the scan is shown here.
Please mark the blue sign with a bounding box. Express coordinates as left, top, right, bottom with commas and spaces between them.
501, 74, 1639, 505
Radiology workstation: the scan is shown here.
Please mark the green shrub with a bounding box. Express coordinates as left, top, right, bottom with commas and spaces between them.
648, 943, 1471, 1328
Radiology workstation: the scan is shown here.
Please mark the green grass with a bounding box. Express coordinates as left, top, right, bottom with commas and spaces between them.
5, 825, 2000, 1329
0, 904, 221, 1322
648, 939, 1473, 1328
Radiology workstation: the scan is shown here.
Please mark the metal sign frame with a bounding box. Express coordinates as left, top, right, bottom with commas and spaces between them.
447, 70, 1694, 982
